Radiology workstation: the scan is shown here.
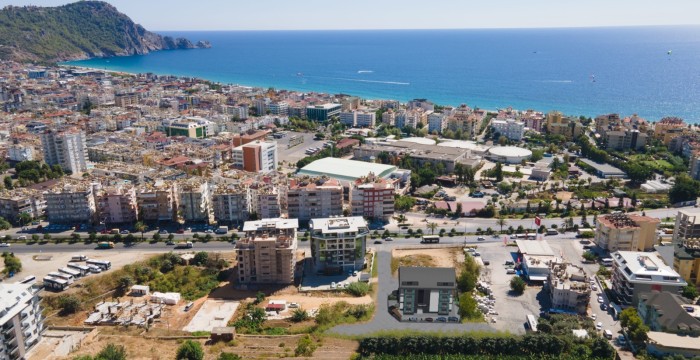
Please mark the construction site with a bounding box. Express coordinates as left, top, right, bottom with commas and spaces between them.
84, 290, 180, 327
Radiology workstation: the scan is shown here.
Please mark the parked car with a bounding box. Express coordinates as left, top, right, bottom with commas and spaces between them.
288, 303, 299, 308
506, 269, 516, 274
590, 313, 597, 320
600, 303, 607, 311
385, 237, 394, 241
505, 260, 515, 265
352, 271, 358, 276
120, 230, 130, 235
165, 240, 175, 246
373, 240, 383, 244
448, 316, 459, 322
436, 317, 447, 322
424, 317, 434, 322
159, 229, 169, 235
0, 243, 10, 247
476, 236, 486, 241
407, 317, 418, 322
596, 322, 603, 330
597, 295, 604, 303
176, 229, 185, 234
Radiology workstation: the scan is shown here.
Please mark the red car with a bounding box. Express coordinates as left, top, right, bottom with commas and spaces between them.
176, 229, 185, 234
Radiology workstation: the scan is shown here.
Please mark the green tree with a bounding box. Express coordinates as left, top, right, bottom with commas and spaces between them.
290, 308, 310, 323
3, 176, 12, 189
2, 252, 21, 274
457, 293, 481, 320
346, 282, 370, 297
96, 343, 127, 360
58, 294, 81, 315
681, 285, 698, 300
457, 254, 480, 292
116, 275, 134, 296
496, 217, 507, 234
669, 174, 700, 204
620, 307, 649, 344
582, 251, 597, 262
176, 340, 204, 360
493, 162, 503, 182
427, 222, 438, 235
294, 335, 317, 357
134, 221, 147, 241
0, 217, 10, 230
192, 251, 208, 266
510, 276, 526, 294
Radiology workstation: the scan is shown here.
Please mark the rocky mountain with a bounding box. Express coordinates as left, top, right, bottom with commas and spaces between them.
0, 1, 210, 63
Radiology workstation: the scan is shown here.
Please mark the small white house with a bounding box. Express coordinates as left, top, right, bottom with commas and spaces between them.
130, 284, 150, 296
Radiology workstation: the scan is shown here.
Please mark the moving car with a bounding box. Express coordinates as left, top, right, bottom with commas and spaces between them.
159, 229, 169, 235
0, 243, 10, 247
476, 236, 486, 241
373, 240, 383, 244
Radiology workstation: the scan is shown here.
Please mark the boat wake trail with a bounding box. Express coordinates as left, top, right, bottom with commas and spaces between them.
357, 70, 374, 74
307, 75, 409, 85
538, 80, 574, 83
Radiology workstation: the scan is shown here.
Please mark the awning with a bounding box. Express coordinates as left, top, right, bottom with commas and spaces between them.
528, 275, 548, 281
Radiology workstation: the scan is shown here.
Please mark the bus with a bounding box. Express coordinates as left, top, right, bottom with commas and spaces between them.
602, 258, 614, 266
526, 314, 538, 332
421, 235, 440, 244
86, 259, 112, 270
48, 272, 74, 284
59, 267, 82, 278
43, 276, 69, 291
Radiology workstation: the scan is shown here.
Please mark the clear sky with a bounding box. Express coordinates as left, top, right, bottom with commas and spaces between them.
2, 0, 700, 31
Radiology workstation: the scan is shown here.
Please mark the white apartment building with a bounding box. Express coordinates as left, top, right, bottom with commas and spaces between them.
267, 102, 289, 116
428, 112, 446, 134
310, 216, 368, 273
250, 186, 281, 219
232, 141, 278, 173
339, 111, 356, 127
237, 218, 298, 285
339, 110, 376, 128
0, 281, 44, 360
491, 119, 525, 141
611, 251, 687, 306
178, 178, 213, 223
41, 129, 89, 174
212, 185, 250, 225
382, 110, 396, 126
44, 182, 97, 224
287, 177, 343, 222
8, 144, 33, 162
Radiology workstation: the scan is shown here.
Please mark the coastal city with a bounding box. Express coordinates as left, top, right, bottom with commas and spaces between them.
0, 58, 698, 360
2, 5, 700, 360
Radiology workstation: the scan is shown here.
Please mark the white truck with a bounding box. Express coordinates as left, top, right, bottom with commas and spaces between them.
215, 226, 229, 234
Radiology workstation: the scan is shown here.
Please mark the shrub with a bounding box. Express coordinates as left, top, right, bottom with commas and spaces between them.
2, 252, 22, 274
290, 308, 309, 323
217, 353, 242, 360
96, 343, 127, 360
58, 294, 81, 315
346, 282, 370, 297
295, 335, 317, 357
510, 276, 526, 294
176, 340, 204, 360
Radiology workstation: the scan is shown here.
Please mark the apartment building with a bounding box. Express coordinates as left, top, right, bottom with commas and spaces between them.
611, 251, 687, 306
339, 110, 375, 128
654, 117, 685, 140
428, 112, 446, 134
232, 130, 270, 147
212, 185, 250, 225
232, 140, 278, 173
491, 119, 525, 141
382, 109, 396, 126
95, 184, 138, 225
605, 129, 648, 151
350, 176, 395, 220
178, 178, 213, 223
306, 103, 341, 121
41, 128, 89, 174
287, 177, 343, 223
595, 213, 660, 252
163, 117, 215, 138
0, 189, 44, 224
7, 144, 34, 162
545, 112, 584, 140
672, 209, 700, 286
638, 291, 700, 333
0, 282, 44, 360
44, 182, 97, 224
547, 262, 591, 314
236, 218, 298, 285
267, 101, 289, 116
249, 186, 281, 219
398, 267, 457, 317
309, 216, 368, 273
136, 180, 178, 222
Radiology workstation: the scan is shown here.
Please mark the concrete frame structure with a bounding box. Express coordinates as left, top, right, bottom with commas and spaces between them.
547, 262, 591, 314
178, 178, 213, 223
350, 177, 395, 221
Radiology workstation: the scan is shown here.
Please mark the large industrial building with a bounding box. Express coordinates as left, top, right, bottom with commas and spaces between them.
297, 157, 398, 183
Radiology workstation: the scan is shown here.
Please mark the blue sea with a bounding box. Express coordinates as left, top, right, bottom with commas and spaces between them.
66, 27, 700, 121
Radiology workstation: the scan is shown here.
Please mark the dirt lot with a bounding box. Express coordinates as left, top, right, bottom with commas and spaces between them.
267, 293, 373, 313
59, 330, 358, 360
392, 247, 463, 273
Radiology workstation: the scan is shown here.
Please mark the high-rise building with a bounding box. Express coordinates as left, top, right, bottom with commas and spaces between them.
232, 141, 278, 173
611, 251, 687, 306
236, 218, 298, 285
428, 112, 446, 134
306, 103, 341, 121
41, 128, 89, 174
595, 213, 660, 252
309, 216, 368, 273
287, 177, 343, 222
491, 119, 525, 141
0, 281, 44, 360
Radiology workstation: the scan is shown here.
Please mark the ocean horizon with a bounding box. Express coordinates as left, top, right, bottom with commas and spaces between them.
66, 26, 700, 122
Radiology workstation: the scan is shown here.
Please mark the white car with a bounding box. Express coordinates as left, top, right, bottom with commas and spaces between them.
590, 313, 597, 320
0, 243, 9, 247
596, 322, 603, 330
330, 282, 337, 289
591, 285, 598, 291
597, 295, 604, 303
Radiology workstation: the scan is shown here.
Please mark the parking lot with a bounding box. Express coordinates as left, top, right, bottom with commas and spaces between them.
275, 131, 328, 165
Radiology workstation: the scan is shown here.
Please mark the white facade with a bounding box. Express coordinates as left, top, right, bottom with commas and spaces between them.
44, 184, 96, 224
41, 129, 89, 174
212, 187, 250, 225
491, 119, 525, 141
611, 251, 687, 305
428, 112, 446, 134
339, 110, 376, 128
0, 282, 44, 360
178, 179, 213, 223
310, 217, 369, 272
8, 145, 34, 162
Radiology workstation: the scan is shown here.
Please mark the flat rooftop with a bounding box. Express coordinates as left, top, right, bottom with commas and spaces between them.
243, 218, 299, 232
310, 216, 368, 234
516, 239, 555, 256
298, 158, 397, 182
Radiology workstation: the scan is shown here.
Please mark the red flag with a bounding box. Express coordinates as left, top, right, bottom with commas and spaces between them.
535, 216, 541, 226
503, 236, 507, 244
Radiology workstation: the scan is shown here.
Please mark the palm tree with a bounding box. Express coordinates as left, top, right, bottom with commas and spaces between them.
496, 217, 507, 234
394, 214, 407, 224
134, 221, 147, 242
427, 222, 438, 235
